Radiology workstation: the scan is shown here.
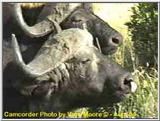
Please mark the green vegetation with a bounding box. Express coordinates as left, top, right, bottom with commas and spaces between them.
112, 39, 158, 118
117, 66, 158, 118
111, 3, 158, 119
125, 3, 158, 68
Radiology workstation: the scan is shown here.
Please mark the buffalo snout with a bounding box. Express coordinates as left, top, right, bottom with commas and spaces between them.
101, 58, 137, 103
109, 33, 123, 47
101, 33, 123, 55
105, 71, 137, 102
117, 73, 136, 94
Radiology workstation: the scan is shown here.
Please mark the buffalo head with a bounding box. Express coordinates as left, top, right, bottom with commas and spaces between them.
11, 28, 137, 112
60, 4, 123, 55
11, 3, 123, 55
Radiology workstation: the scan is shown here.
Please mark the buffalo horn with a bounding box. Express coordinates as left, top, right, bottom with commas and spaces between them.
11, 34, 42, 78
12, 3, 61, 38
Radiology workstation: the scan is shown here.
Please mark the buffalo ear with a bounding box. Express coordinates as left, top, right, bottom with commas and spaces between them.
82, 3, 93, 13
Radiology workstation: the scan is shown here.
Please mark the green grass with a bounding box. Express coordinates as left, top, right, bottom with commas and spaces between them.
111, 36, 158, 119
116, 66, 158, 118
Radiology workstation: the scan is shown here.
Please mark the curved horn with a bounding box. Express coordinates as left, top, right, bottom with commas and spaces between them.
12, 3, 61, 38
12, 29, 92, 79
11, 32, 70, 78
11, 34, 42, 78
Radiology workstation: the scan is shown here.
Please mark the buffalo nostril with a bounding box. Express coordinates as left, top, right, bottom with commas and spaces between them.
123, 78, 137, 93
123, 78, 133, 86
111, 34, 123, 46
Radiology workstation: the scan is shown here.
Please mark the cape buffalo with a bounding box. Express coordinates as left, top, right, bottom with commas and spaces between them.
3, 28, 137, 118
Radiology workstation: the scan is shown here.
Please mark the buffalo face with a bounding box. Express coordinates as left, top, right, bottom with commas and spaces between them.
61, 8, 123, 55
18, 47, 137, 112
53, 49, 137, 109
11, 28, 137, 112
